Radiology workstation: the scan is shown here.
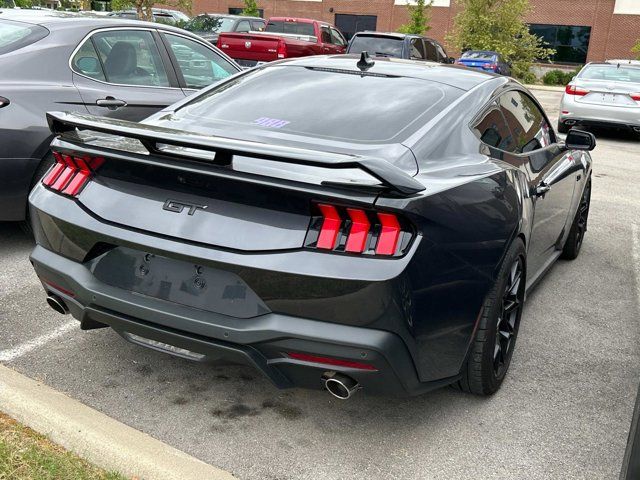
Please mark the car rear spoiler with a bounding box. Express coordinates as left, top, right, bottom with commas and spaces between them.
46, 111, 425, 196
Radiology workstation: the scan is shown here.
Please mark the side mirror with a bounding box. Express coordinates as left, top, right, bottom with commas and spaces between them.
565, 129, 596, 151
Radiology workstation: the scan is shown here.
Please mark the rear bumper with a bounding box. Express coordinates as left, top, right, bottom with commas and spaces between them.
30, 244, 457, 396
560, 95, 640, 129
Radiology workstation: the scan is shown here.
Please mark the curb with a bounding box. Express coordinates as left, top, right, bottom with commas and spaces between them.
0, 364, 236, 480
524, 84, 565, 92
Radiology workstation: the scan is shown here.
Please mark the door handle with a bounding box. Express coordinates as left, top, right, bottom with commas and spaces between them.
96, 97, 127, 109
533, 183, 551, 197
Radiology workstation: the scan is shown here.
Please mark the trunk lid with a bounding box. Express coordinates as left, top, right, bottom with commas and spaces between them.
46, 112, 423, 253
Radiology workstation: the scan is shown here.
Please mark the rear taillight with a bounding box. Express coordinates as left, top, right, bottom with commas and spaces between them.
631, 93, 640, 101
305, 203, 414, 257
483, 63, 497, 70
565, 84, 589, 96
277, 39, 287, 59
42, 151, 104, 197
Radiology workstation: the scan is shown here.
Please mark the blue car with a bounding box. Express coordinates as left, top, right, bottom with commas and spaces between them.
457, 50, 511, 76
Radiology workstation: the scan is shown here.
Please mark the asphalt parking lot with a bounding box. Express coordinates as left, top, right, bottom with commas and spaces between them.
1, 89, 640, 480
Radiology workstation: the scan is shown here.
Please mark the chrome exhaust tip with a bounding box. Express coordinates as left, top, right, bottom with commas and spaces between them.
46, 294, 69, 315
323, 372, 360, 400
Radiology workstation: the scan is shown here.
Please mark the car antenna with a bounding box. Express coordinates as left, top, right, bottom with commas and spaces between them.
357, 51, 375, 71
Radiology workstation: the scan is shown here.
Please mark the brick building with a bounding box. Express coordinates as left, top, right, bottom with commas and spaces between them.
191, 0, 640, 63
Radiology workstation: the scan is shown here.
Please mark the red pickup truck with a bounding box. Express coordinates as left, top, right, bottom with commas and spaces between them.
217, 17, 347, 67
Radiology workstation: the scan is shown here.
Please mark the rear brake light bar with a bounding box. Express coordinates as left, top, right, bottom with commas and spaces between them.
305, 203, 413, 257
43, 151, 104, 197
287, 352, 378, 371
565, 85, 590, 96
631, 93, 640, 101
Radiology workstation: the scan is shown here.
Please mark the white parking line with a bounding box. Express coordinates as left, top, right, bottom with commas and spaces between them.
633, 223, 640, 308
0, 320, 77, 362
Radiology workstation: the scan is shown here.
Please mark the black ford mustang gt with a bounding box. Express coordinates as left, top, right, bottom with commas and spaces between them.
29, 55, 595, 399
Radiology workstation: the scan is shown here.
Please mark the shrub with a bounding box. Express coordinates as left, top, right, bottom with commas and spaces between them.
542, 68, 581, 85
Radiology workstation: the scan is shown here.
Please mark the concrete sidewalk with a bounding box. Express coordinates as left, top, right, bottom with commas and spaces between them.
0, 364, 236, 480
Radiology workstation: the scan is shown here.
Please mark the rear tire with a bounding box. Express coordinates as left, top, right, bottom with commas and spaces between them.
561, 176, 591, 260
19, 152, 54, 236
456, 238, 526, 395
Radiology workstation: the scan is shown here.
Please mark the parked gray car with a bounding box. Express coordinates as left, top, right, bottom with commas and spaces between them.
558, 60, 640, 134
0, 9, 240, 222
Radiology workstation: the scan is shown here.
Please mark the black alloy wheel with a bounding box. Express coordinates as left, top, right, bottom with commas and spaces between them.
493, 256, 524, 378
562, 177, 591, 260
456, 238, 526, 395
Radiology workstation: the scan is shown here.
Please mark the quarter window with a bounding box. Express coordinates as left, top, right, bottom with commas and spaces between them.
497, 91, 552, 154
163, 34, 237, 89
85, 30, 170, 87
473, 102, 515, 152
71, 37, 106, 81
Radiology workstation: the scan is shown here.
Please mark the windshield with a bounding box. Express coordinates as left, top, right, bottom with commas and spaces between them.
265, 20, 315, 36
348, 36, 403, 58
0, 19, 48, 56
461, 52, 496, 61
579, 64, 640, 83
184, 16, 235, 33
174, 65, 459, 143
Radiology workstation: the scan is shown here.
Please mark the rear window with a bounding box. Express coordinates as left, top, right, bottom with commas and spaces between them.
579, 64, 640, 83
265, 20, 315, 36
461, 52, 496, 61
184, 16, 235, 33
348, 36, 403, 58
0, 19, 48, 55
174, 65, 458, 143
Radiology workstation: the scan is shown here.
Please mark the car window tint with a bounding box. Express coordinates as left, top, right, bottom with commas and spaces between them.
473, 102, 515, 152
435, 43, 447, 62
266, 20, 315, 36
410, 38, 426, 60
71, 37, 106, 81
330, 28, 346, 47
176, 65, 461, 143
184, 16, 235, 33
348, 36, 403, 57
164, 34, 237, 89
236, 20, 251, 33
579, 64, 640, 83
424, 40, 438, 61
498, 91, 552, 154
92, 30, 169, 87
251, 20, 265, 31
321, 27, 332, 44
0, 18, 48, 55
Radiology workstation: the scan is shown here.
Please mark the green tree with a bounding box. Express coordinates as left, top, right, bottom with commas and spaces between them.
397, 0, 433, 35
241, 0, 260, 17
111, 0, 191, 21
632, 39, 640, 60
446, 0, 554, 81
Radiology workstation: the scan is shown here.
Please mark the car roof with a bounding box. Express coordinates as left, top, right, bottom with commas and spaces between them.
0, 9, 179, 30
199, 13, 263, 20
274, 54, 498, 91
462, 50, 498, 55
